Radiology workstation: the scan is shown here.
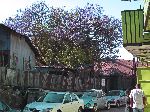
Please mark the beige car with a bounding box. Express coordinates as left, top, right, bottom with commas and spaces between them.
23, 91, 84, 112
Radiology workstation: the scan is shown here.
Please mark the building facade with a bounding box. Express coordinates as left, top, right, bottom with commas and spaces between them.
0, 24, 37, 71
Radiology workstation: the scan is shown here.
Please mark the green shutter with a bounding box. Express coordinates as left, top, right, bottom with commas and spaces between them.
121, 10, 144, 46
130, 11, 136, 43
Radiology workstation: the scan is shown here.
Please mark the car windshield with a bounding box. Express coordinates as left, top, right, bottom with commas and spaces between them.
82, 92, 96, 97
77, 94, 83, 98
37, 93, 65, 103
27, 91, 45, 103
106, 91, 120, 96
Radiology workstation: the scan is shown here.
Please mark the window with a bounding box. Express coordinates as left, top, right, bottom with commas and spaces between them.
120, 91, 125, 96
38, 93, 65, 103
0, 102, 3, 110
97, 92, 102, 98
71, 94, 78, 101
64, 94, 71, 103
0, 101, 9, 111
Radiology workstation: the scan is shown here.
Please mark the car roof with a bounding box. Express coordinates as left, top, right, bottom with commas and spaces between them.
109, 90, 124, 92
86, 89, 103, 92
47, 91, 69, 94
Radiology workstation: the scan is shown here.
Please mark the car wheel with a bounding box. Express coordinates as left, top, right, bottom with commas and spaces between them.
116, 101, 120, 107
78, 106, 83, 112
57, 109, 62, 112
93, 105, 98, 112
106, 102, 111, 110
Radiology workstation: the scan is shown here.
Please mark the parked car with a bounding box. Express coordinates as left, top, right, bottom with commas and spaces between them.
80, 89, 110, 111
105, 90, 127, 107
23, 91, 84, 112
0, 100, 20, 112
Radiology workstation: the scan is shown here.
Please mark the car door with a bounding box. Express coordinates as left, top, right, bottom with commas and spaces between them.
100, 91, 108, 108
96, 91, 106, 109
121, 91, 127, 105
70, 93, 80, 112
61, 93, 72, 112
119, 91, 126, 105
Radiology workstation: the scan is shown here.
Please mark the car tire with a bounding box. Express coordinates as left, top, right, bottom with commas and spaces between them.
57, 109, 62, 112
78, 106, 83, 112
116, 101, 120, 107
106, 102, 111, 110
93, 105, 98, 112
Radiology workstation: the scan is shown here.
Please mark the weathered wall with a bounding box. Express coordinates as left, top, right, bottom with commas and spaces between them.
0, 67, 134, 92
0, 67, 6, 84
10, 33, 36, 71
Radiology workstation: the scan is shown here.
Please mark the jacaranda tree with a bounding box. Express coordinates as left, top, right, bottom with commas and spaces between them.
4, 1, 122, 68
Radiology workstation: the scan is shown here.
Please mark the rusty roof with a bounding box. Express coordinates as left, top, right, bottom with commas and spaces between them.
95, 59, 134, 76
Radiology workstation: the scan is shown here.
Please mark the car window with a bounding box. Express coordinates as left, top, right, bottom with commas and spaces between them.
71, 94, 78, 101
64, 94, 72, 103
82, 92, 95, 97
120, 91, 125, 96
97, 92, 102, 97
106, 91, 120, 96
102, 91, 106, 96
0, 102, 3, 110
0, 102, 9, 111
27, 91, 45, 103
76, 94, 83, 98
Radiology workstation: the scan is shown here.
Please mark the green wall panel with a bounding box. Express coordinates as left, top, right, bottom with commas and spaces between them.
122, 12, 127, 44
135, 10, 140, 43
131, 11, 136, 43
137, 67, 150, 112
121, 10, 144, 46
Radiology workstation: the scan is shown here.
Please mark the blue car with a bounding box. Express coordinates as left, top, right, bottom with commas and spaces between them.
0, 100, 20, 112
105, 90, 127, 107
79, 89, 110, 112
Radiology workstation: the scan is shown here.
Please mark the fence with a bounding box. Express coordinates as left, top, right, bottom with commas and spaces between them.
0, 67, 134, 92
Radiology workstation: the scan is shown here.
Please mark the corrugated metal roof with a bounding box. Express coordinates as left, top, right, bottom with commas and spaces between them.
0, 24, 39, 56
98, 59, 134, 76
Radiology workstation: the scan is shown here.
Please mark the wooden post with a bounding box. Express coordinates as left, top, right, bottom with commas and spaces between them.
133, 56, 137, 87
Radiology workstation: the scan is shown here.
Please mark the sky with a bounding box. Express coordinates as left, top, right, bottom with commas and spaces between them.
0, 0, 144, 60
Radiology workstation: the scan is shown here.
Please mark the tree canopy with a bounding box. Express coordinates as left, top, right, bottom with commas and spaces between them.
4, 1, 122, 68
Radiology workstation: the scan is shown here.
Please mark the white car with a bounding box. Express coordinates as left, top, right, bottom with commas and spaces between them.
23, 91, 84, 112
105, 90, 127, 107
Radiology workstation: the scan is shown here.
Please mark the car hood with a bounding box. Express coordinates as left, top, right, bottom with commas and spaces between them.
105, 96, 120, 101
26, 102, 61, 110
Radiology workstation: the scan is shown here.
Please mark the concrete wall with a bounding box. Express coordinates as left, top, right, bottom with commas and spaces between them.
10, 33, 36, 71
